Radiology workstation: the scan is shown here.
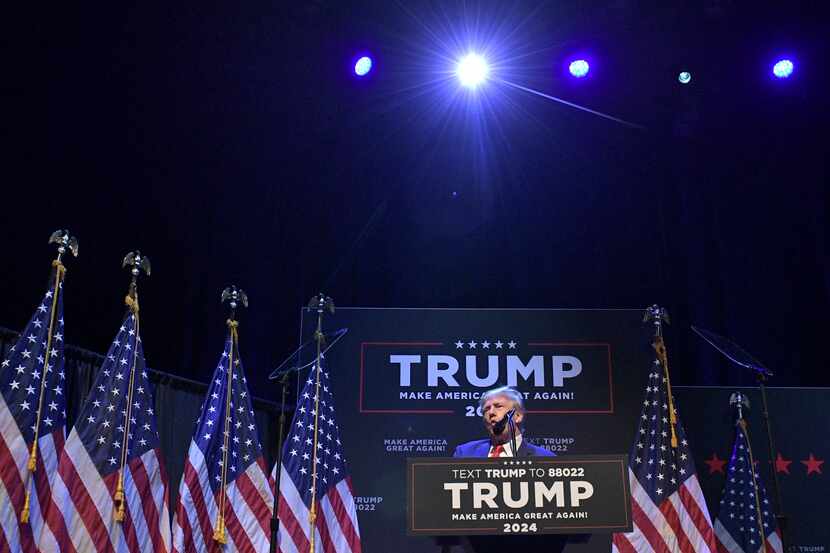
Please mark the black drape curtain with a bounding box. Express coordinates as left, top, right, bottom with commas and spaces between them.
0, 327, 284, 508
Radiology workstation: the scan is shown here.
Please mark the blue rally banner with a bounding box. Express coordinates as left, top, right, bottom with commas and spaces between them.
297, 308, 650, 552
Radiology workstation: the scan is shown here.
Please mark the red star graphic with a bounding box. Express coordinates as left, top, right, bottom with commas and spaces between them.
704, 453, 727, 474
801, 453, 825, 476
775, 452, 792, 474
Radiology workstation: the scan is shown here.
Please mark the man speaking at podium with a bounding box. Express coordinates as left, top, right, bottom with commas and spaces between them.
444, 387, 567, 552
453, 386, 555, 458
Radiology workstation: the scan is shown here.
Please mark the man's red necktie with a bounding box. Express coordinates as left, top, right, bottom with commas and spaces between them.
489, 444, 504, 458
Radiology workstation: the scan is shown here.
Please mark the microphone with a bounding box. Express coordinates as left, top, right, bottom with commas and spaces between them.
492, 408, 516, 434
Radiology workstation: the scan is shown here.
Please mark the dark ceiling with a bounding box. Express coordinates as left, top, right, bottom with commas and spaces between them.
2, 1, 827, 393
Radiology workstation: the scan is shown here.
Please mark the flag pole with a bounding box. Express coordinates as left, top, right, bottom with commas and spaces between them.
307, 293, 334, 553
644, 305, 678, 448
212, 286, 249, 544
114, 251, 151, 522
21, 230, 77, 523
730, 393, 768, 553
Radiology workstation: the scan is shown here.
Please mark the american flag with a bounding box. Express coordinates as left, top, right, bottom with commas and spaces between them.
171, 323, 274, 552
612, 336, 718, 553
713, 420, 782, 553
42, 307, 172, 552
0, 266, 67, 552
275, 361, 361, 553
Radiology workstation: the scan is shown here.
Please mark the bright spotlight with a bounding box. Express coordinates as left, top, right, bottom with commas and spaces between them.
456, 53, 489, 88
354, 56, 373, 77
569, 59, 590, 78
772, 59, 793, 79
678, 71, 691, 84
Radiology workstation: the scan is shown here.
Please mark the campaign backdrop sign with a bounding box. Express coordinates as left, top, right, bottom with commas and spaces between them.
296, 308, 651, 552
362, 341, 613, 414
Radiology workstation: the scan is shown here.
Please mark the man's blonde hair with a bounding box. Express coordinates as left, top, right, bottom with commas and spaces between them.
478, 386, 525, 413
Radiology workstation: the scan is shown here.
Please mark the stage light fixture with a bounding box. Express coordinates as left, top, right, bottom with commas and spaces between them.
568, 59, 589, 78
456, 53, 489, 88
772, 59, 793, 79
354, 56, 373, 77
678, 71, 691, 84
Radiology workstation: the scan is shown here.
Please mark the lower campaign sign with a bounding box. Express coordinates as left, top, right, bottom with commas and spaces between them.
407, 455, 632, 535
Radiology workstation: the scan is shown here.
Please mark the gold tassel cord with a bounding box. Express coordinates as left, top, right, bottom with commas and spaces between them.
114, 473, 126, 522
22, 261, 65, 523
652, 336, 679, 448
114, 292, 141, 522
21, 490, 32, 525
213, 320, 238, 545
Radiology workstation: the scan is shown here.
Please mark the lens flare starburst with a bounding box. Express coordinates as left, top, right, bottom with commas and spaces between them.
456, 53, 490, 88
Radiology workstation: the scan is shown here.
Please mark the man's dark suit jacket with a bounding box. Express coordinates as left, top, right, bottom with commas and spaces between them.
453, 438, 556, 457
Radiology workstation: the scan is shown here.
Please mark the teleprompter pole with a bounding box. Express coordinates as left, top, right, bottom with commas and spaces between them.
756, 372, 788, 550
269, 372, 290, 553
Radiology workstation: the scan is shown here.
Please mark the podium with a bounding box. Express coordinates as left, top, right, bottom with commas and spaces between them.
406, 455, 632, 552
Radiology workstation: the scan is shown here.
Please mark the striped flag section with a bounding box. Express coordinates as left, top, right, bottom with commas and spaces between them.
40, 309, 172, 552
275, 362, 361, 553
612, 336, 718, 553
713, 420, 782, 553
171, 323, 274, 552
0, 265, 68, 552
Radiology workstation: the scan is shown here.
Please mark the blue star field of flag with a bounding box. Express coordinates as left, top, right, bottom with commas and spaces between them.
715, 423, 777, 551
193, 330, 263, 492
283, 362, 350, 505
0, 276, 66, 442
629, 356, 698, 503
73, 312, 161, 475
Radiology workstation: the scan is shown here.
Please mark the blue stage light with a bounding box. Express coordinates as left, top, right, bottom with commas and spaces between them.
354, 56, 373, 77
569, 59, 589, 78
772, 59, 793, 79
456, 53, 489, 88
678, 71, 691, 84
